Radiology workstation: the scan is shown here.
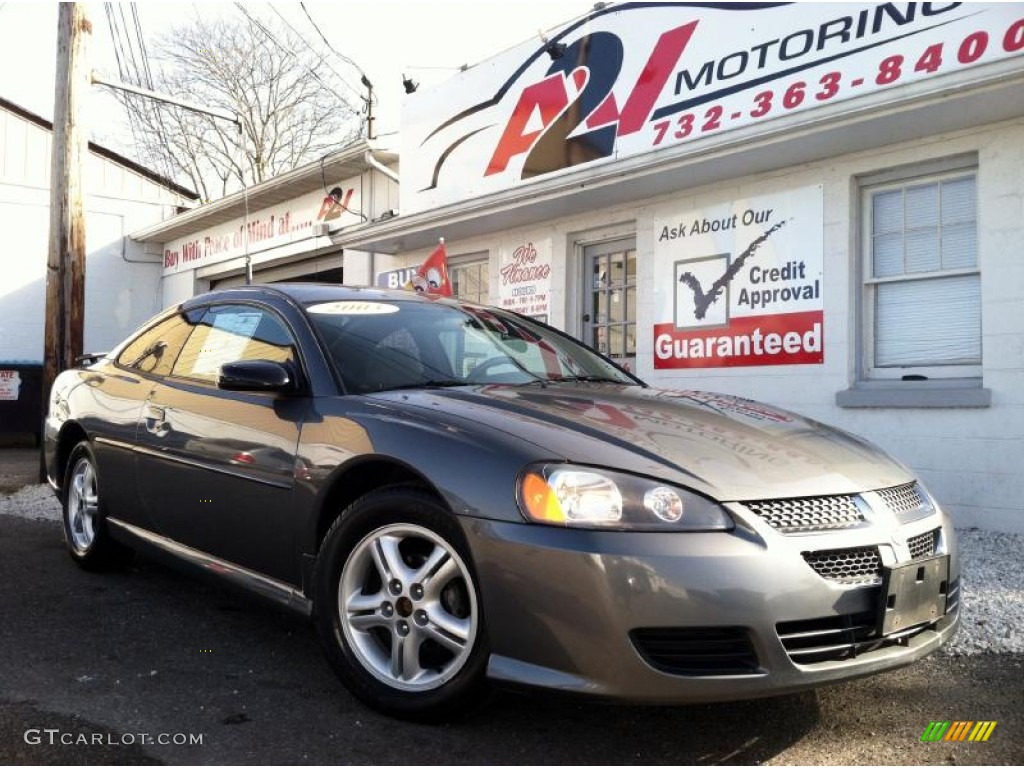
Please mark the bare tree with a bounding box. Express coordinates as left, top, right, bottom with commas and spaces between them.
117, 15, 362, 201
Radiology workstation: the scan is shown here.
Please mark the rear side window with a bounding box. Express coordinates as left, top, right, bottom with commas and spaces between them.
171, 304, 298, 383
115, 314, 198, 376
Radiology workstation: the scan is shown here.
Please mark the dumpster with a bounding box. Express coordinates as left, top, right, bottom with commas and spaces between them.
0, 364, 43, 445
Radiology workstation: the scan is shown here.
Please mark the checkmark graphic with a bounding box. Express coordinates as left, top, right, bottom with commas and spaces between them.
678, 220, 788, 320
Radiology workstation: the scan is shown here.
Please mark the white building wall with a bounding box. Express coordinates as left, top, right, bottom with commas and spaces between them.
391, 118, 1024, 532
0, 105, 188, 362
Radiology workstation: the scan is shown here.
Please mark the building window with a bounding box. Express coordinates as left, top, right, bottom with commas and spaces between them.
862, 163, 980, 380
450, 253, 489, 304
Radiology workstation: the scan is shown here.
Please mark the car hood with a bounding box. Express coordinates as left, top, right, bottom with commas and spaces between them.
371, 384, 912, 502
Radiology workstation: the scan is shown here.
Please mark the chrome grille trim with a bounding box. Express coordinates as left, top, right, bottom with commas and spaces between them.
907, 528, 941, 560
743, 494, 865, 533
777, 611, 936, 664
802, 547, 882, 585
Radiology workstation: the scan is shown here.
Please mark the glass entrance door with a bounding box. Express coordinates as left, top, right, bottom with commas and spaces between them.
583, 237, 637, 370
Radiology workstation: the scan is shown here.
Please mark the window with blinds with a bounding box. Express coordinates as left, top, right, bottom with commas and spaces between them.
863, 166, 980, 378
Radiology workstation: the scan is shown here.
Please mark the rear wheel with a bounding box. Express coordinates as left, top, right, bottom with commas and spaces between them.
61, 441, 132, 571
313, 487, 488, 720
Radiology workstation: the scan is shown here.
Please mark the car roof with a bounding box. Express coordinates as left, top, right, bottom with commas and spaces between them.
180, 283, 457, 311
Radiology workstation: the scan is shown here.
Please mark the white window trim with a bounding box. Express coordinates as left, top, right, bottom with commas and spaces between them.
860, 158, 981, 381
838, 154, 989, 409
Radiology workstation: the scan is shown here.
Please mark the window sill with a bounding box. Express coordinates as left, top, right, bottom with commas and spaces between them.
836, 380, 991, 409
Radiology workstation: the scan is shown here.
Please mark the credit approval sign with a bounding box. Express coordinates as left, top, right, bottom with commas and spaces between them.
652, 185, 824, 369
401, 3, 1023, 214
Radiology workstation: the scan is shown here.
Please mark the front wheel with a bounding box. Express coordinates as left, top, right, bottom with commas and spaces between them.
313, 487, 488, 720
61, 441, 132, 571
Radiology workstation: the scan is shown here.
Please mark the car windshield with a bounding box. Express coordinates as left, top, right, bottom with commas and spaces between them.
306, 299, 638, 394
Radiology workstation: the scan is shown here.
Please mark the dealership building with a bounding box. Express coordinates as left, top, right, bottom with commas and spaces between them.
134, 2, 1024, 532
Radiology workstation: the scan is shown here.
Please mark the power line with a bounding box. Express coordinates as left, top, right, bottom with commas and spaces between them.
264, 3, 365, 105
129, 4, 179, 187
233, 2, 360, 116
298, 1, 375, 102
104, 4, 145, 161
103, 3, 177, 187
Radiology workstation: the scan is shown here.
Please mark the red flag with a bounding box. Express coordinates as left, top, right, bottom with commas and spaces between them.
407, 241, 452, 297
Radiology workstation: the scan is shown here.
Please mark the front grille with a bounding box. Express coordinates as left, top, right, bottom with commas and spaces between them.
803, 547, 882, 585
630, 627, 759, 676
877, 482, 933, 523
907, 528, 940, 560
777, 611, 936, 664
744, 494, 864, 533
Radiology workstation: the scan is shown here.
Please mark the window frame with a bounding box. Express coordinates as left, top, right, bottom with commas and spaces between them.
113, 310, 204, 379
581, 236, 638, 368
166, 300, 309, 391
858, 155, 981, 382
448, 251, 490, 305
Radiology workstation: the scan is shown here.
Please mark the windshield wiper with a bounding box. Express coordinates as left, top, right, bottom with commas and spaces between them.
554, 375, 632, 384
377, 380, 469, 392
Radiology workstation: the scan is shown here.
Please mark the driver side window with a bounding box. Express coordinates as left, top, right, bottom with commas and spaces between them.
116, 313, 198, 376
171, 304, 298, 384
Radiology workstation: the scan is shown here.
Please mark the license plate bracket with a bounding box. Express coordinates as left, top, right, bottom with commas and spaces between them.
878, 554, 949, 636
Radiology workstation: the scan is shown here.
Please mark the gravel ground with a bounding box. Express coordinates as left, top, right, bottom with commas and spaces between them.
3, 483, 1022, 656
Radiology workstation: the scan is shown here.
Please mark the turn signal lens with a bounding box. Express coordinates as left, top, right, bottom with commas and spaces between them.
643, 486, 684, 522
521, 470, 623, 525
521, 471, 564, 523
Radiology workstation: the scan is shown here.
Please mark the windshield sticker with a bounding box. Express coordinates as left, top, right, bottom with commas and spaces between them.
308, 301, 401, 315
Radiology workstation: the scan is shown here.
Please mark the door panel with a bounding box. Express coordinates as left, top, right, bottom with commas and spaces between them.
86, 311, 199, 529
137, 381, 306, 581
133, 303, 306, 582
76, 369, 154, 528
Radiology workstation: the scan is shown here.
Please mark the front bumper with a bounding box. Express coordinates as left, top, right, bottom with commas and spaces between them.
460, 506, 959, 703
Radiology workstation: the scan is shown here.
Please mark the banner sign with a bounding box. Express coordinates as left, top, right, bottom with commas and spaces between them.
498, 239, 552, 318
402, 3, 1024, 213
162, 180, 361, 275
652, 184, 824, 369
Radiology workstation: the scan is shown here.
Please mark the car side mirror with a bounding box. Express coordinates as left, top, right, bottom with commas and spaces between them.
218, 360, 295, 392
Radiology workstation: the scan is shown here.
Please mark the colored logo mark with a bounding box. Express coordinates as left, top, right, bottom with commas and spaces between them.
920, 721, 997, 742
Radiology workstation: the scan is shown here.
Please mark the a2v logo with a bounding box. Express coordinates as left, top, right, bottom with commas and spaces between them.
485, 22, 698, 180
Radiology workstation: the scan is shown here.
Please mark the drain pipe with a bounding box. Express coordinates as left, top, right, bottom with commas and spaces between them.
364, 151, 399, 184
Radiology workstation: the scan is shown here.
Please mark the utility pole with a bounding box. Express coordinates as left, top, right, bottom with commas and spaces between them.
362, 74, 375, 140
43, 3, 90, 408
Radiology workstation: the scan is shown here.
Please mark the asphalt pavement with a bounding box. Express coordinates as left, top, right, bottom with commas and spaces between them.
0, 513, 1021, 766
1, 444, 1021, 765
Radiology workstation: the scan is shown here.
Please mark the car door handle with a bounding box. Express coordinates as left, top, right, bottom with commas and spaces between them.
143, 404, 170, 437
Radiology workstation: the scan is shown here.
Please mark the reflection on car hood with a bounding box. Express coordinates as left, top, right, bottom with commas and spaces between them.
372, 384, 912, 501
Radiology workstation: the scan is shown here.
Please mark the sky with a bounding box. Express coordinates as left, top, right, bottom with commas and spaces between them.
0, 0, 589, 156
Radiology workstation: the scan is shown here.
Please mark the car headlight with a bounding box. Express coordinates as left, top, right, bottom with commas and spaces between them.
518, 463, 733, 531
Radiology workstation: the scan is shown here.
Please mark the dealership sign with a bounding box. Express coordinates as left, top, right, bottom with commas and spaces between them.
402, 3, 1024, 213
162, 181, 361, 275
498, 239, 552, 319
652, 185, 824, 369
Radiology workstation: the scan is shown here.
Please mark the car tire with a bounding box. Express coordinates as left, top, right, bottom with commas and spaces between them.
61, 441, 133, 571
313, 486, 488, 721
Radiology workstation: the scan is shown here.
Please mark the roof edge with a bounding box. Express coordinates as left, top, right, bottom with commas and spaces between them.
0, 95, 200, 200
129, 141, 397, 242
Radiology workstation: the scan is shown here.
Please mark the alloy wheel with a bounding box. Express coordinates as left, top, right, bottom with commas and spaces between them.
67, 457, 98, 553
338, 523, 478, 692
